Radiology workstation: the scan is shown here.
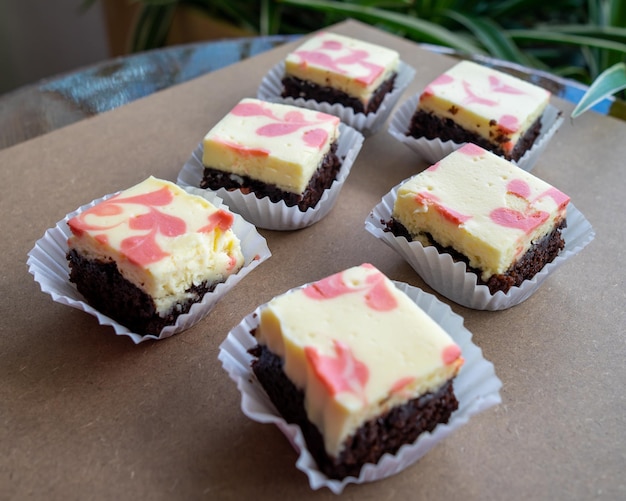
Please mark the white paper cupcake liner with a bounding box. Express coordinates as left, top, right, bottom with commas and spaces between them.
218, 281, 502, 494
177, 123, 364, 231
365, 183, 595, 310
388, 93, 563, 171
257, 60, 416, 136
26, 189, 272, 344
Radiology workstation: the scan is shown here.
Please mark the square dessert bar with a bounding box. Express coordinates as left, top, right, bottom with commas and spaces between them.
408, 60, 551, 161
200, 98, 342, 211
281, 32, 400, 114
67, 176, 244, 334
390, 143, 569, 294
249, 263, 464, 479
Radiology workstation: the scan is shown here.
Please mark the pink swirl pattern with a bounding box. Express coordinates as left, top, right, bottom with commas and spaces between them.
457, 143, 486, 157
421, 68, 537, 144
462, 80, 498, 107
303, 263, 398, 311
68, 186, 235, 266
420, 74, 453, 100
414, 191, 472, 225
424, 144, 570, 234
293, 36, 385, 86
490, 179, 570, 234
229, 100, 336, 149
305, 340, 369, 401
488, 75, 526, 94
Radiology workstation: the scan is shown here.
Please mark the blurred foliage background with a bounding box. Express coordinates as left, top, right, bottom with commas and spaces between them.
89, 0, 626, 116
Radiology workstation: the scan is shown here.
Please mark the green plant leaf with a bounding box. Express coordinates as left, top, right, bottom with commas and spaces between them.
571, 62, 626, 118
508, 29, 626, 53
279, 0, 487, 55
442, 10, 535, 66
189, 0, 260, 33
539, 24, 626, 43
131, 4, 177, 52
487, 0, 559, 19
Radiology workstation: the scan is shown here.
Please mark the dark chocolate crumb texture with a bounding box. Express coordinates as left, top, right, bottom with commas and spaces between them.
66, 177, 244, 335
201, 142, 341, 211
391, 143, 570, 295
250, 343, 459, 479
409, 60, 552, 160
282, 74, 397, 115
248, 264, 464, 479
201, 98, 342, 211
282, 31, 400, 114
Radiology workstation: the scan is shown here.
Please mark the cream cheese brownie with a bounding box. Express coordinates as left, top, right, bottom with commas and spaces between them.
281, 32, 400, 114
249, 263, 464, 479
390, 143, 569, 294
67, 176, 245, 334
200, 98, 342, 211
408, 61, 551, 161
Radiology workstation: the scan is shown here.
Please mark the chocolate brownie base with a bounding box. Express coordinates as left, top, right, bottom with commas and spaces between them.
281, 74, 397, 115
407, 110, 544, 162
200, 142, 341, 212
248, 341, 459, 480
385, 218, 567, 294
67, 249, 217, 335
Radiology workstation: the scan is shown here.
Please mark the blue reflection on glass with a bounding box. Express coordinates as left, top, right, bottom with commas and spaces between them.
40, 35, 301, 115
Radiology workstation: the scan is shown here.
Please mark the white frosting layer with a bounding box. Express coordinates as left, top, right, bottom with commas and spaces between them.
392, 144, 569, 280
202, 98, 340, 195
284, 32, 400, 105
254, 264, 463, 458
67, 177, 244, 314
417, 61, 550, 155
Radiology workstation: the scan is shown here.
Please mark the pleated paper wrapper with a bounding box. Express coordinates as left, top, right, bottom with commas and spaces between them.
365, 183, 595, 311
178, 123, 364, 231
388, 93, 563, 171
218, 281, 502, 494
27, 189, 271, 344
257, 60, 415, 136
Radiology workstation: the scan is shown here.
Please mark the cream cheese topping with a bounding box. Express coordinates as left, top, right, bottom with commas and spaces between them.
284, 32, 400, 105
417, 61, 550, 154
393, 144, 569, 280
254, 263, 463, 458
202, 98, 340, 195
67, 176, 244, 314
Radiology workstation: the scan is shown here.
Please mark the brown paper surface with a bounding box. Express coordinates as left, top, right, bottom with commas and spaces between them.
1, 20, 624, 500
